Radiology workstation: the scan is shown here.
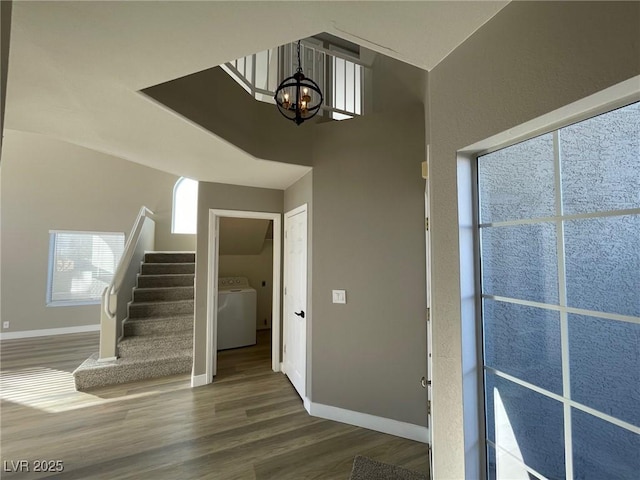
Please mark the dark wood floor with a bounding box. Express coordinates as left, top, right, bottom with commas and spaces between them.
1, 330, 429, 479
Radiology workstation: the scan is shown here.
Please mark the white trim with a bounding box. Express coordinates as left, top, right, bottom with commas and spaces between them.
283, 204, 308, 400
285, 203, 308, 218
191, 373, 209, 388
97, 356, 117, 363
309, 401, 430, 444
46, 300, 101, 307
461, 75, 640, 155
554, 129, 573, 480
48, 229, 125, 236
0, 324, 100, 340
205, 209, 282, 387
458, 153, 484, 480
482, 295, 640, 325
478, 207, 640, 228
303, 397, 311, 413
205, 211, 218, 384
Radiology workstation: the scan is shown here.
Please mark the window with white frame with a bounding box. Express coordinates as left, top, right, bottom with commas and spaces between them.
477, 101, 639, 479
330, 55, 363, 120
47, 231, 124, 306
172, 177, 198, 234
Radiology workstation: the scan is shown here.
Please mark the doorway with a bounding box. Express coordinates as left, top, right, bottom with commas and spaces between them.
206, 210, 282, 383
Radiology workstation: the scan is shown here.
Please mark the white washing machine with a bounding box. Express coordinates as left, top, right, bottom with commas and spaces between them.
217, 277, 257, 350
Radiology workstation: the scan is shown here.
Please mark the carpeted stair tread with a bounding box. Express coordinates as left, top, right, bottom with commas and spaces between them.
73, 351, 192, 391
123, 315, 193, 336
118, 330, 193, 348
144, 252, 195, 263
136, 274, 194, 288
129, 298, 195, 307
124, 313, 194, 322
140, 262, 195, 275
131, 299, 193, 306
118, 332, 193, 357
133, 286, 194, 302
73, 251, 196, 391
142, 262, 195, 266
128, 299, 194, 319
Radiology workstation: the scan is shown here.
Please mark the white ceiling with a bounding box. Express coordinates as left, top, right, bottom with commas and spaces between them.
4, 1, 508, 189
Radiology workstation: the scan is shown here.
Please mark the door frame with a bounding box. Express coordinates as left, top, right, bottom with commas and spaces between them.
206, 209, 282, 383
424, 148, 434, 479
282, 203, 308, 400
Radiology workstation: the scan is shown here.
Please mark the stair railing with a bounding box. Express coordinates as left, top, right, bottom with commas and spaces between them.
99, 206, 156, 361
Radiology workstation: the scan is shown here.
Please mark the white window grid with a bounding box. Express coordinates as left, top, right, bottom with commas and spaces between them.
476, 105, 640, 480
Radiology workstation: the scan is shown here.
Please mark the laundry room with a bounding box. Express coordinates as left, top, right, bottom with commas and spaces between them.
217, 217, 273, 356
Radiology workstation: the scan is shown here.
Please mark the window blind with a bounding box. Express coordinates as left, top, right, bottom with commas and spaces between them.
48, 231, 124, 304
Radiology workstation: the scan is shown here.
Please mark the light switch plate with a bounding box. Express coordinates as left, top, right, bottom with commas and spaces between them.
332, 290, 346, 304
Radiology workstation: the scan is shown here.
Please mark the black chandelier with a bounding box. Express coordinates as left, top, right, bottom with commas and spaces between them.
274, 40, 323, 126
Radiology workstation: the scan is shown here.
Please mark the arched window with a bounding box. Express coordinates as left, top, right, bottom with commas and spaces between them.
172, 177, 198, 234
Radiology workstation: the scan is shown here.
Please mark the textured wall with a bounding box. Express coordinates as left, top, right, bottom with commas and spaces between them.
427, 1, 640, 477
0, 130, 189, 333
0, 0, 11, 155
311, 109, 427, 426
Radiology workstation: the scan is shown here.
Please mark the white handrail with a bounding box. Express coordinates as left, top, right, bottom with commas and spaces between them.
103, 206, 154, 318
99, 206, 154, 360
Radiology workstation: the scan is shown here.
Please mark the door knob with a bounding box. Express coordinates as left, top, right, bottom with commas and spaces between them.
294, 310, 305, 318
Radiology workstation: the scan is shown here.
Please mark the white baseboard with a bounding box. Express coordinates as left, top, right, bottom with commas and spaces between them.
0, 324, 100, 340
191, 373, 209, 388
308, 401, 429, 444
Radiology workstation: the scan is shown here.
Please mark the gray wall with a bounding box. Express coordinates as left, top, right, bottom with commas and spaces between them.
0, 130, 193, 333
194, 181, 283, 375
0, 0, 11, 156
142, 67, 316, 168
426, 1, 640, 477
311, 109, 427, 426
371, 53, 427, 115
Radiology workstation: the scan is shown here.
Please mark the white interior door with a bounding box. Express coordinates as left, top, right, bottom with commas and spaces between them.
283, 205, 307, 400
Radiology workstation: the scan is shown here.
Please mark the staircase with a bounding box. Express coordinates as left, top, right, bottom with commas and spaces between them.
73, 252, 195, 391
